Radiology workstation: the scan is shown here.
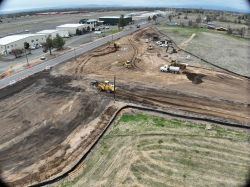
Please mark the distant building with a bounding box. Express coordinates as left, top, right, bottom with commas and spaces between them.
99, 16, 132, 25
56, 24, 93, 34
0, 34, 45, 55
36, 30, 69, 39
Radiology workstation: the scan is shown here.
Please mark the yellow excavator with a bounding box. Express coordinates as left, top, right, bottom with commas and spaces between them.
94, 81, 115, 93
108, 41, 120, 48
122, 61, 131, 68
168, 60, 188, 70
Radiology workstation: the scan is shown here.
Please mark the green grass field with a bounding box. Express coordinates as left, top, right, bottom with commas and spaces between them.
63, 38, 71, 42
58, 113, 250, 187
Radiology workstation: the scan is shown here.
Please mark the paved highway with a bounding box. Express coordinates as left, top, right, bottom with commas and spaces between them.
0, 17, 168, 89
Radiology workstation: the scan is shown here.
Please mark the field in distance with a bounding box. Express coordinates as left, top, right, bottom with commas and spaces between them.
60, 111, 250, 187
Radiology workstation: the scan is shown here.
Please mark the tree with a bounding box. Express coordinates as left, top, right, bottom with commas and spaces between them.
180, 22, 185, 28
118, 14, 127, 29
152, 15, 157, 24
42, 35, 54, 55
52, 33, 65, 50
238, 27, 245, 37
188, 20, 193, 27
148, 16, 151, 22
87, 26, 90, 31
206, 15, 211, 23
168, 15, 172, 22
199, 7, 203, 14
178, 15, 180, 19
196, 15, 202, 26
11, 49, 23, 58
234, 18, 237, 23
184, 13, 188, 19
76, 28, 81, 35
82, 28, 86, 33
92, 27, 95, 31
227, 25, 233, 35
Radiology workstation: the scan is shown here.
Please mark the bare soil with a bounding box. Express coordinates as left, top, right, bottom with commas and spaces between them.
0, 26, 249, 186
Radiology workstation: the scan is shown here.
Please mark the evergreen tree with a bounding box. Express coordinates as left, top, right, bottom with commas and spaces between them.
148, 16, 151, 22
118, 14, 127, 29
87, 26, 90, 31
53, 34, 65, 50
41, 35, 54, 55
152, 15, 157, 24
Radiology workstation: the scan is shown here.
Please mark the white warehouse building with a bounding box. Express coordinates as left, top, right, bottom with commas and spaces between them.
56, 24, 93, 35
0, 34, 45, 55
36, 30, 69, 39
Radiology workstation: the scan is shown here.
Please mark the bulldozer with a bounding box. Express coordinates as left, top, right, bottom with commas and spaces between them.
108, 41, 120, 48
122, 61, 131, 68
93, 81, 115, 93
168, 60, 188, 70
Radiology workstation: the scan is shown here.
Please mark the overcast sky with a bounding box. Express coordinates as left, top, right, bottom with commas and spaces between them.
0, 0, 249, 12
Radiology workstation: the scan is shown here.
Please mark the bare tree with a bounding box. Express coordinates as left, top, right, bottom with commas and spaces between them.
11, 49, 22, 58
199, 7, 203, 14
188, 20, 193, 27
168, 15, 172, 22
238, 27, 246, 37
180, 23, 185, 28
227, 25, 233, 35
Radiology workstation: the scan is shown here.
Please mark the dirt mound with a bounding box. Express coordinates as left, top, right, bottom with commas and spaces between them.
182, 72, 206, 84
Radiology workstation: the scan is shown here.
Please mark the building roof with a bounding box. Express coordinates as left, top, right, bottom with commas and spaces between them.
57, 24, 84, 28
87, 19, 98, 22
0, 34, 45, 45
99, 16, 131, 19
208, 22, 216, 25
36, 30, 59, 34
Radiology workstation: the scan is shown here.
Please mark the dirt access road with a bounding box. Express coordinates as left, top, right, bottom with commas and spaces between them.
0, 27, 249, 186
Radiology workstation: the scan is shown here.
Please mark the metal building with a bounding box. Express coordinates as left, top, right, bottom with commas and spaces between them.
0, 34, 45, 55
99, 16, 132, 25
56, 24, 93, 34
36, 30, 69, 39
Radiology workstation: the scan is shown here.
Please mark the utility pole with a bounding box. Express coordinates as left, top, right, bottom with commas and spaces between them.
24, 43, 29, 66
114, 75, 116, 103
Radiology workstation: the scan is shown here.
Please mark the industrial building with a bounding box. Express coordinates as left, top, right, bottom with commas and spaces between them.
99, 16, 132, 25
36, 30, 69, 39
0, 34, 45, 55
56, 24, 94, 34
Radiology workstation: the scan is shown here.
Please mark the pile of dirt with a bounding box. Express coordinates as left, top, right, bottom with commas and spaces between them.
182, 72, 206, 84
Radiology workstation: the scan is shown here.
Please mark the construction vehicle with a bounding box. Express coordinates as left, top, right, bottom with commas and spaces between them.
168, 60, 188, 70
108, 41, 120, 48
94, 81, 115, 93
160, 65, 179, 74
148, 44, 153, 50
166, 45, 178, 54
122, 61, 131, 68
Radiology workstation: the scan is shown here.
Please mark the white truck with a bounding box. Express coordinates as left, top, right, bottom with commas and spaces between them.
160, 65, 179, 74
145, 38, 148, 43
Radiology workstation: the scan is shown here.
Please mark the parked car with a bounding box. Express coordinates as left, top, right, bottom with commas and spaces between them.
69, 34, 73, 37
35, 45, 39, 49
105, 27, 109, 29
30, 46, 36, 50
155, 41, 162, 45
160, 44, 168, 47
64, 35, 70, 38
217, 27, 227, 31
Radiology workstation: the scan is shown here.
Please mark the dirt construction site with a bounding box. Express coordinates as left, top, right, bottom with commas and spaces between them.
0, 26, 250, 186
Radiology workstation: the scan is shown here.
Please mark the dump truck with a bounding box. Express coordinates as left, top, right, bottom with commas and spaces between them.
160, 65, 179, 74
122, 61, 131, 68
94, 81, 115, 93
108, 41, 120, 48
168, 60, 188, 70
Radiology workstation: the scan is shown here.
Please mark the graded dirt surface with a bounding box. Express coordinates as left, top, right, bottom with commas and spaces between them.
70, 111, 250, 187
0, 26, 250, 186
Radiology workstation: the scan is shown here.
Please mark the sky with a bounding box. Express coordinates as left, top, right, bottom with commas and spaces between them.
0, 0, 249, 12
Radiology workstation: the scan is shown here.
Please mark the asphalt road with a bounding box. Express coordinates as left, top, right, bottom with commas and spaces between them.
0, 17, 168, 89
